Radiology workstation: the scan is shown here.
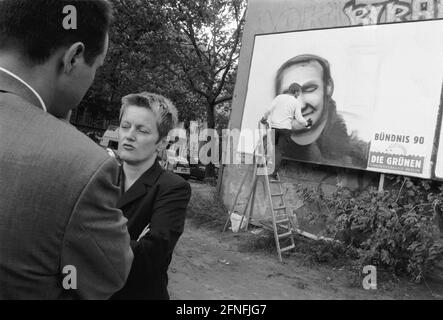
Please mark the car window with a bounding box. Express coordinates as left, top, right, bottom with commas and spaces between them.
108, 140, 119, 150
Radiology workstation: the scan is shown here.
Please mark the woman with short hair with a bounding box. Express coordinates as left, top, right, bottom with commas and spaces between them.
112, 92, 191, 300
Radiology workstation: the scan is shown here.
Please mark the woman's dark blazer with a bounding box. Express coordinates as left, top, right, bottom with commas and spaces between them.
111, 160, 191, 300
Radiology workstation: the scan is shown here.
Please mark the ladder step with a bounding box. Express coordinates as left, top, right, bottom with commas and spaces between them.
275, 218, 290, 224
279, 224, 291, 231
280, 244, 296, 253
273, 206, 286, 211
278, 231, 293, 239
271, 193, 284, 197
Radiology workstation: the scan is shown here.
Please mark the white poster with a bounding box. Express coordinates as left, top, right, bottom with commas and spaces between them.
240, 19, 443, 179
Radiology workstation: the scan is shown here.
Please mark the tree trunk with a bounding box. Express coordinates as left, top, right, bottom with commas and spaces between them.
205, 103, 216, 179
207, 102, 216, 130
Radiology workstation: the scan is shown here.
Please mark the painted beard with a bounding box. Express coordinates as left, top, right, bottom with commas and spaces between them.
292, 96, 330, 135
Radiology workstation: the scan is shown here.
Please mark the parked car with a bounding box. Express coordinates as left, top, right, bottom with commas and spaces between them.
188, 162, 220, 181
99, 125, 119, 151
163, 150, 191, 180
190, 163, 206, 180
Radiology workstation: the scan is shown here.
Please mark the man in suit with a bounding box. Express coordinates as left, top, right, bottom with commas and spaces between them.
0, 0, 133, 299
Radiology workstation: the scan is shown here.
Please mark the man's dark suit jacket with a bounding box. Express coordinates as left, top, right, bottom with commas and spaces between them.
112, 160, 191, 300
0, 71, 133, 299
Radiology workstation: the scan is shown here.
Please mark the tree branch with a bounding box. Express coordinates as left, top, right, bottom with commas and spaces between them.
214, 95, 233, 105
212, 8, 246, 99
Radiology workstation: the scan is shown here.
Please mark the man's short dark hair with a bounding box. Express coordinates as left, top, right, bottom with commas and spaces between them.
0, 0, 113, 65
275, 54, 333, 96
284, 83, 301, 95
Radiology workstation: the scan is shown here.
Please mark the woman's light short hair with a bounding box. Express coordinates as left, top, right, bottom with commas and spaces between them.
119, 92, 178, 141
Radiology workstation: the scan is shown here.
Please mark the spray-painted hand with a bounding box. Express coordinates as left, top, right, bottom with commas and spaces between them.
289, 84, 310, 128
292, 91, 311, 128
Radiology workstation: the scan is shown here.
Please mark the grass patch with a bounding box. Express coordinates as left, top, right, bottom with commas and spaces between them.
236, 229, 277, 254
188, 182, 359, 266
186, 182, 227, 229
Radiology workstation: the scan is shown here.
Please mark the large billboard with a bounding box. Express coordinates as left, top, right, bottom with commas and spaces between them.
234, 0, 443, 179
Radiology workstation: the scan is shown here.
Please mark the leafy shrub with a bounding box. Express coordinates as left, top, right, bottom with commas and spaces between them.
299, 176, 443, 283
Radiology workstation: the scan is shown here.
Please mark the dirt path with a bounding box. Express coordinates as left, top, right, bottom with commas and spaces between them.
168, 182, 443, 300
169, 220, 442, 300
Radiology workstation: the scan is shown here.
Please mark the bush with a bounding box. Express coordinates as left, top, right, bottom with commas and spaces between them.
300, 176, 443, 283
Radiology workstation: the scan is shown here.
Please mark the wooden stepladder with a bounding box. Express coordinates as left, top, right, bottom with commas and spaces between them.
222, 122, 296, 262
264, 172, 296, 262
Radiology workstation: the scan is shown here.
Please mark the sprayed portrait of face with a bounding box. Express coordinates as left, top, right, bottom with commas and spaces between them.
275, 55, 334, 146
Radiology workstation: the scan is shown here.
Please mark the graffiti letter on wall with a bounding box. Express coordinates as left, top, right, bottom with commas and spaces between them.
344, 0, 385, 25
385, 0, 411, 22
411, 0, 435, 20
344, 0, 443, 24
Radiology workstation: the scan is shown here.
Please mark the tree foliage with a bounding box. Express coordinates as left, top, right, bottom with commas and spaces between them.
299, 176, 443, 283
78, 0, 246, 131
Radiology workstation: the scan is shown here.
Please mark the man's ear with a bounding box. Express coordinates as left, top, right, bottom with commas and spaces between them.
61, 42, 85, 74
326, 79, 334, 97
